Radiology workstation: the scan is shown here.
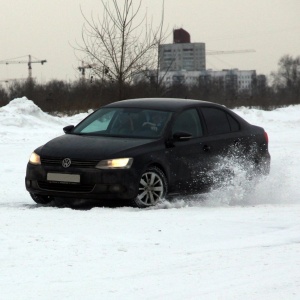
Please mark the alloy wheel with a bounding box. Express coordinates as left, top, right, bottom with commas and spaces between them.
137, 171, 164, 206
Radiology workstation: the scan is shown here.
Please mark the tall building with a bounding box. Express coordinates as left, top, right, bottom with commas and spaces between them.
159, 28, 206, 72
133, 27, 258, 94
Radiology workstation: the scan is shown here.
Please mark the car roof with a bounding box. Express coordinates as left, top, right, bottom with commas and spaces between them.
105, 98, 223, 112
104, 98, 250, 126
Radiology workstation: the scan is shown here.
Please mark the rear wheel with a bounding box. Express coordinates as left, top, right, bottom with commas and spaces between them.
30, 193, 53, 205
131, 166, 167, 208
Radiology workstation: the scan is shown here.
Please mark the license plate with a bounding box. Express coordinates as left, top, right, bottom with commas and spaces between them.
47, 173, 80, 183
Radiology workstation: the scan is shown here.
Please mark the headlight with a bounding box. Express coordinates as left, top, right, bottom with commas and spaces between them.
29, 152, 41, 165
96, 158, 133, 169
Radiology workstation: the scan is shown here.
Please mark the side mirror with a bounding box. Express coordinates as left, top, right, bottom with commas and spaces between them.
63, 125, 74, 134
173, 131, 192, 141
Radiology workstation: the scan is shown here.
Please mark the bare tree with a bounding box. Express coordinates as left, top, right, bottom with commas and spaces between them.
78, 0, 166, 100
271, 55, 300, 102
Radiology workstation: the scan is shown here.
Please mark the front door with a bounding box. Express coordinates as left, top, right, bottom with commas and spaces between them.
165, 109, 212, 194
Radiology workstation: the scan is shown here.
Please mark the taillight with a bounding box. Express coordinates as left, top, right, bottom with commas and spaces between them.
264, 131, 269, 144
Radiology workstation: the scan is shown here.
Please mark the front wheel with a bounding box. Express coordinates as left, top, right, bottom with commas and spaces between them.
131, 166, 168, 208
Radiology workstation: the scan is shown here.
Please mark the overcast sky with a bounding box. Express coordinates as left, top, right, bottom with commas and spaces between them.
0, 0, 299, 83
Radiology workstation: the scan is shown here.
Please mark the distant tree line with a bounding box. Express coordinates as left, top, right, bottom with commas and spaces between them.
0, 54, 299, 113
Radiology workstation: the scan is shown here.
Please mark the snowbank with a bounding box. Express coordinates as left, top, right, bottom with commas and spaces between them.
0, 97, 67, 128
0, 97, 89, 143
1, 96, 300, 134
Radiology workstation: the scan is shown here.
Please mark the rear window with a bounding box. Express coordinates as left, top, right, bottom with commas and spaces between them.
227, 113, 240, 132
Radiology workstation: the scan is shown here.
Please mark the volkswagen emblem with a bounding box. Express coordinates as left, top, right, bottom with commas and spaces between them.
62, 158, 72, 168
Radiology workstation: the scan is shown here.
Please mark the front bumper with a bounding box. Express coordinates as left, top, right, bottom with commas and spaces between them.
25, 163, 139, 200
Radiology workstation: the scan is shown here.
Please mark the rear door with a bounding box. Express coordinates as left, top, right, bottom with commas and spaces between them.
198, 106, 245, 184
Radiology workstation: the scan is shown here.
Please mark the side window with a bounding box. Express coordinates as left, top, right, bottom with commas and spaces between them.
172, 109, 203, 137
227, 114, 240, 132
201, 107, 232, 135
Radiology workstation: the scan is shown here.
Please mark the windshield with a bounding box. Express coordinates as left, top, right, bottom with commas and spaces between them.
72, 107, 172, 138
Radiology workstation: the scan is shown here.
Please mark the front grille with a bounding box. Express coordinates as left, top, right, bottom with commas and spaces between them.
38, 181, 95, 193
41, 157, 98, 168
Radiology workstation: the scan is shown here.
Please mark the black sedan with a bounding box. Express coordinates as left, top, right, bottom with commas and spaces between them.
25, 98, 270, 207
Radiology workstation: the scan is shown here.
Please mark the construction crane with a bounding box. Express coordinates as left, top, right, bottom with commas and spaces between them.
78, 61, 112, 83
0, 55, 47, 79
206, 49, 256, 55
78, 61, 97, 80
205, 49, 256, 70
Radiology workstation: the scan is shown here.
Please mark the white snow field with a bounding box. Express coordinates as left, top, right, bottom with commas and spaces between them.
1, 97, 300, 299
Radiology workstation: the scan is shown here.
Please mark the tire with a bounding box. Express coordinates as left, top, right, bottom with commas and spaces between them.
30, 193, 53, 205
131, 166, 168, 208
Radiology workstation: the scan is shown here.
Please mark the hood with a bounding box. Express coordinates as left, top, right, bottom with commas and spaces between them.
40, 134, 155, 160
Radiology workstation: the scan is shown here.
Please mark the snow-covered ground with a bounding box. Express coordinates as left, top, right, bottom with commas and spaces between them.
1, 97, 300, 299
